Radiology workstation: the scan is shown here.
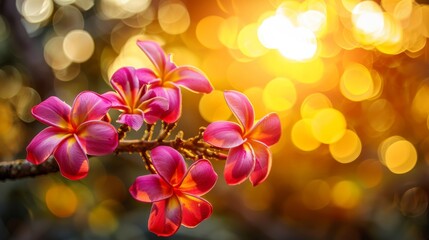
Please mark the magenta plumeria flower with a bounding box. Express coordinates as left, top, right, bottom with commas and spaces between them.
129, 146, 217, 237
136, 40, 213, 123
103, 67, 169, 130
203, 90, 281, 186
26, 91, 118, 180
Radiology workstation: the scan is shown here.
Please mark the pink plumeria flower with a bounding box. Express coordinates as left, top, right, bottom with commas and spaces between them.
26, 91, 118, 180
129, 146, 217, 237
203, 90, 281, 186
103, 67, 169, 131
136, 40, 213, 123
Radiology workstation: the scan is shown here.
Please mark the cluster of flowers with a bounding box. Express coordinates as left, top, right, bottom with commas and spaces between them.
25, 40, 281, 236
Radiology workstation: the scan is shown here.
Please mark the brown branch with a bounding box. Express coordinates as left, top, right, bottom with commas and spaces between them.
0, 157, 59, 180
0, 136, 227, 181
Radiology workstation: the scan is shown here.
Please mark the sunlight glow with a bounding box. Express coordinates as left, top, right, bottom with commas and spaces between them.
257, 7, 320, 61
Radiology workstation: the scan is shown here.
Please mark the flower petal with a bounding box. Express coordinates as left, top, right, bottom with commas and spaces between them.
138, 96, 169, 124
249, 140, 272, 186
151, 146, 186, 186
203, 121, 244, 148
177, 193, 213, 228
129, 175, 173, 203
102, 91, 127, 110
247, 113, 281, 146
224, 143, 255, 185
180, 160, 217, 196
53, 135, 89, 180
31, 96, 71, 129
224, 90, 255, 132
152, 85, 181, 123
71, 91, 111, 127
148, 195, 182, 237
166, 66, 213, 94
117, 112, 144, 131
26, 127, 70, 165
110, 67, 140, 105
137, 40, 176, 74
76, 121, 118, 155
135, 68, 161, 85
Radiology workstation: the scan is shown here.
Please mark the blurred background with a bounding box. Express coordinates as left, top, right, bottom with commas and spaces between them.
1, 0, 429, 239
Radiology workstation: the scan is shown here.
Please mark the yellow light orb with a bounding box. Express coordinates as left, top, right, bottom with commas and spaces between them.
291, 118, 321, 151
196, 15, 224, 49
263, 77, 297, 112
331, 180, 361, 209
300, 93, 332, 119
329, 129, 362, 163
340, 63, 374, 101
158, 0, 190, 35
238, 23, 268, 58
311, 108, 347, 144
63, 30, 94, 63
384, 139, 417, 174
45, 184, 78, 218
199, 90, 232, 122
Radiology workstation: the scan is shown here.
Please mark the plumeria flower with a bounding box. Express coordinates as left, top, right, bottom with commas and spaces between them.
103, 67, 169, 131
26, 91, 118, 180
136, 40, 213, 123
203, 90, 281, 186
129, 146, 217, 237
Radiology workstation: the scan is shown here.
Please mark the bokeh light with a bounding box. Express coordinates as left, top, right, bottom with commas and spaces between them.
263, 77, 296, 112
311, 108, 347, 144
5, 0, 429, 239
383, 139, 417, 174
329, 129, 362, 164
45, 184, 78, 218
331, 180, 362, 209
63, 30, 94, 63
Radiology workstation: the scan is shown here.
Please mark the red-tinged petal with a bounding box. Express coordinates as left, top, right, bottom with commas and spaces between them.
76, 121, 118, 155
177, 193, 213, 228
117, 112, 144, 131
148, 195, 182, 237
138, 96, 169, 124
166, 66, 213, 94
71, 91, 111, 127
137, 40, 174, 74
203, 121, 244, 148
110, 67, 140, 104
102, 91, 128, 110
151, 146, 186, 186
249, 140, 272, 186
135, 68, 161, 85
31, 96, 71, 129
129, 175, 173, 203
179, 160, 217, 196
53, 135, 89, 180
152, 85, 181, 123
26, 127, 70, 165
224, 90, 255, 132
224, 143, 255, 185
247, 113, 281, 146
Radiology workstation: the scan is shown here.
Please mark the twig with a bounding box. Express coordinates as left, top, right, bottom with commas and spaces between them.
0, 158, 59, 180
0, 135, 227, 181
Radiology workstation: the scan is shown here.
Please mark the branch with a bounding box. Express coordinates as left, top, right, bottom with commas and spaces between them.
0, 157, 59, 180
0, 134, 227, 181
